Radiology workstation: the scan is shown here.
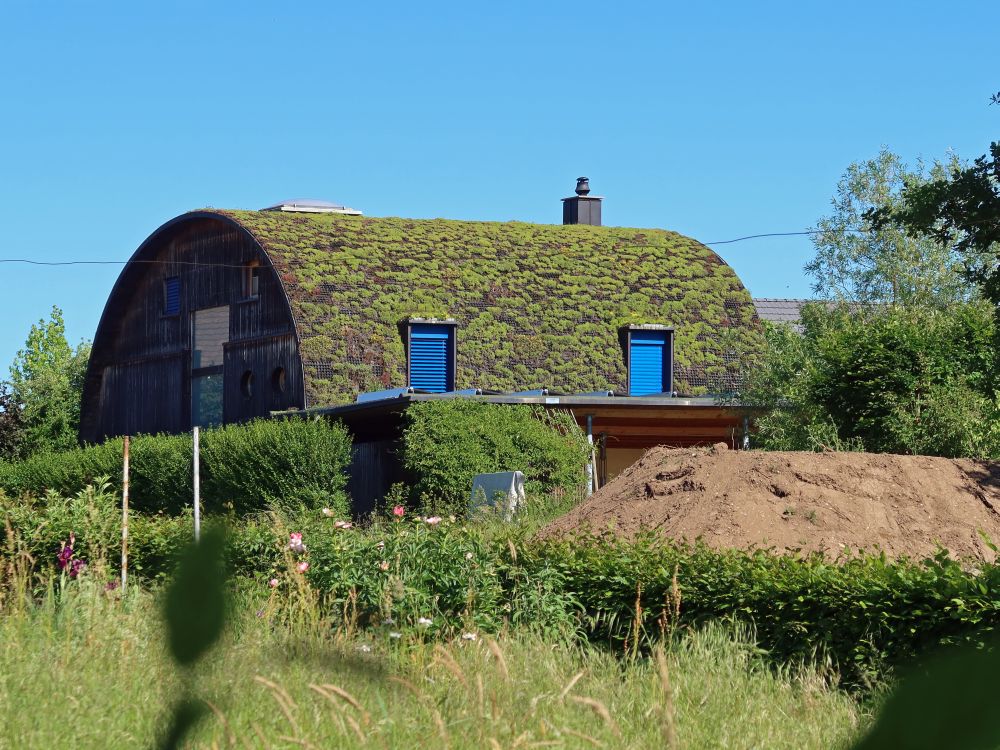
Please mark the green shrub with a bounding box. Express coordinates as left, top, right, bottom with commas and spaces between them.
744, 302, 1000, 457
202, 417, 352, 514
0, 418, 352, 515
6, 487, 1000, 688
400, 400, 590, 513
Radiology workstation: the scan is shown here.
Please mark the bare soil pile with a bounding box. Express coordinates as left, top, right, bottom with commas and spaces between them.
540, 445, 1000, 562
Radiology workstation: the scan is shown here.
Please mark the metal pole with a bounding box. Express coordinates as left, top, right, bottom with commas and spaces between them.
121, 436, 129, 591
193, 426, 201, 542
585, 414, 595, 496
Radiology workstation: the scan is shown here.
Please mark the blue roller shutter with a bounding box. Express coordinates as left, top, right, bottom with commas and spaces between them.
408, 324, 453, 392
164, 277, 181, 315
629, 330, 670, 395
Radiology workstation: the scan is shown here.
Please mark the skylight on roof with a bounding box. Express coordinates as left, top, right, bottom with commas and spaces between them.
261, 199, 362, 215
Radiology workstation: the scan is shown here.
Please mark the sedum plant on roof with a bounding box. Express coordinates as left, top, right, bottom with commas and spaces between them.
219, 210, 761, 407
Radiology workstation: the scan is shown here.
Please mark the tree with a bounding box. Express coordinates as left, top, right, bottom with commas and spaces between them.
743, 303, 1000, 458
0, 383, 24, 461
7, 306, 91, 457
806, 148, 972, 307
870, 142, 1000, 303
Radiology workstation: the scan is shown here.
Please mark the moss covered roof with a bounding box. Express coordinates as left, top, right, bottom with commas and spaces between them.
215, 210, 760, 407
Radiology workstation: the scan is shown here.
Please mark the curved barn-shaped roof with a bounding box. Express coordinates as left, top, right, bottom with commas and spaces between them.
206, 209, 759, 405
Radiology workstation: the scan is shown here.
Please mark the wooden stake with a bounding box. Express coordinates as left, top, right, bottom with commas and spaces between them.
121, 435, 129, 590
193, 426, 201, 542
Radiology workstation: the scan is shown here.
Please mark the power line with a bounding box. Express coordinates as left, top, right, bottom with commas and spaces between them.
0, 226, 872, 268
704, 229, 866, 245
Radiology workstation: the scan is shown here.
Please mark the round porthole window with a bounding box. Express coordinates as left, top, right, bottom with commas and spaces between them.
272, 367, 287, 394
240, 370, 254, 399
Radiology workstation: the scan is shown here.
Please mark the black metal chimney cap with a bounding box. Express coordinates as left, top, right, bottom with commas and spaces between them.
575, 177, 591, 196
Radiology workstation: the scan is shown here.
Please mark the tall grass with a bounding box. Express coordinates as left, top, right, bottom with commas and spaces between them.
0, 579, 866, 749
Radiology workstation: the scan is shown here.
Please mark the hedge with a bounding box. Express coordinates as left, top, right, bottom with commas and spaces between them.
400, 400, 591, 513
0, 417, 352, 515
5, 490, 1000, 689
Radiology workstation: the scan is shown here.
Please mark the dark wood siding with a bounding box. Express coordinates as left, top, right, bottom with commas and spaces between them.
81, 215, 303, 443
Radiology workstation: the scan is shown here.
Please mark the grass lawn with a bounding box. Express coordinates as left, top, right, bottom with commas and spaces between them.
0, 580, 868, 749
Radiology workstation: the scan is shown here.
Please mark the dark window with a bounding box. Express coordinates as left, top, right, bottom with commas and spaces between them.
627, 328, 672, 395
244, 261, 260, 298
192, 373, 223, 427
164, 277, 181, 316
240, 370, 254, 399
408, 323, 455, 392
272, 367, 287, 394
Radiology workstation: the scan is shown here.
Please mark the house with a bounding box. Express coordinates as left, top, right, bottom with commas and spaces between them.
80, 180, 763, 507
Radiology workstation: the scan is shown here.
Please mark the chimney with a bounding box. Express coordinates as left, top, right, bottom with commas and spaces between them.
561, 177, 603, 226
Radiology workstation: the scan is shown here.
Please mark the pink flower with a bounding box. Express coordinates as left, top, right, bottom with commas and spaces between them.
378, 561, 390, 571
393, 505, 405, 518
297, 561, 309, 573
268, 578, 279, 588
289, 532, 306, 553
334, 520, 353, 530
424, 516, 442, 526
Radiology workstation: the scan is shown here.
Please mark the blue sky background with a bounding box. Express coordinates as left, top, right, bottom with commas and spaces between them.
0, 0, 996, 369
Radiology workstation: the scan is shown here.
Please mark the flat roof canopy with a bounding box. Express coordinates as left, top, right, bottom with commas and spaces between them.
291, 392, 748, 449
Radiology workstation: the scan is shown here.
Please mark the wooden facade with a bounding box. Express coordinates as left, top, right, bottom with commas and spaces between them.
79, 214, 304, 443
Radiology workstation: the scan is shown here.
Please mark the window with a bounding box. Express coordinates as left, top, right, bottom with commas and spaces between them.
191, 306, 229, 369
626, 326, 673, 396
244, 260, 260, 298
407, 320, 456, 392
271, 366, 287, 394
163, 277, 181, 316
240, 370, 254, 399
192, 373, 223, 427
191, 306, 229, 427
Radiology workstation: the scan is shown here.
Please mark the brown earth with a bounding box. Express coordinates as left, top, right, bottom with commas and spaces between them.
540, 444, 1000, 563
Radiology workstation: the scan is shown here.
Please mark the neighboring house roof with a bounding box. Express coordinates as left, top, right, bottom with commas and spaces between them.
197, 210, 761, 405
753, 298, 813, 331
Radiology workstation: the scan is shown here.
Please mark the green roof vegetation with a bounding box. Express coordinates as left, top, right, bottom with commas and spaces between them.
218, 210, 761, 407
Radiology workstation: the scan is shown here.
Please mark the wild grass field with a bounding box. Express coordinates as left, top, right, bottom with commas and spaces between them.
13, 475, 1000, 749
0, 577, 867, 749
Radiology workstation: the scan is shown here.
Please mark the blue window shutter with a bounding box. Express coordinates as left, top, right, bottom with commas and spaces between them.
409, 324, 453, 392
629, 330, 670, 395
164, 277, 180, 315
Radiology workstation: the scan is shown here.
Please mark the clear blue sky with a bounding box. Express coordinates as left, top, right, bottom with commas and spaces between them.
0, 0, 996, 369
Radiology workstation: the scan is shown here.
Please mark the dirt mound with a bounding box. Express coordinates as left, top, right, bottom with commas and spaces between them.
540, 445, 1000, 562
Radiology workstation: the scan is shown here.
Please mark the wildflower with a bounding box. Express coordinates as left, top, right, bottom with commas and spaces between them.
417, 617, 433, 627
289, 532, 306, 553
321, 508, 334, 517
461, 632, 478, 641
334, 520, 353, 530
256, 609, 265, 618
57, 545, 73, 571
392, 505, 405, 518
105, 580, 120, 591
378, 561, 390, 571
356, 644, 373, 653
297, 561, 310, 573
424, 516, 442, 526
389, 631, 402, 639
69, 558, 86, 579
465, 551, 474, 561
268, 578, 279, 588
